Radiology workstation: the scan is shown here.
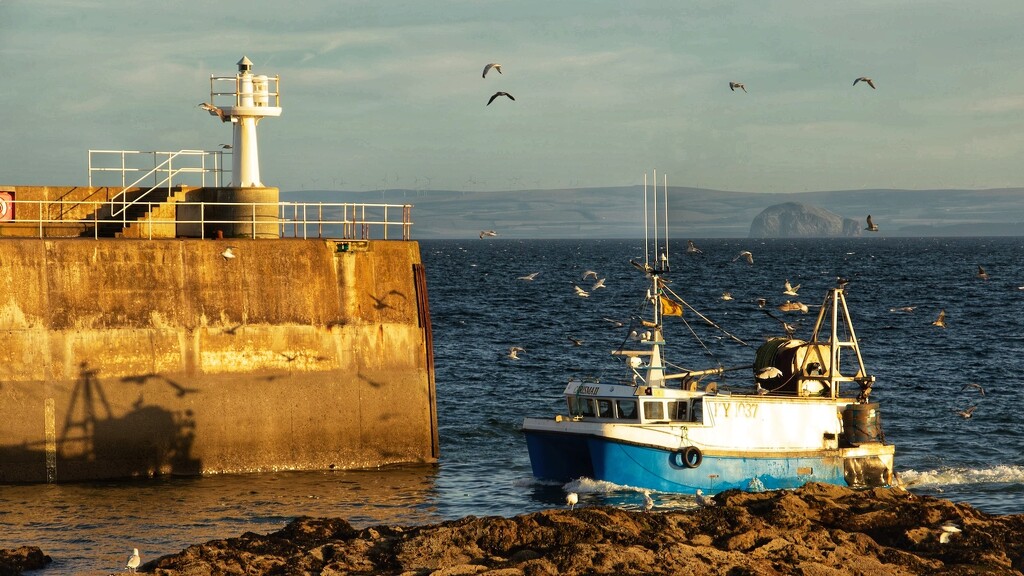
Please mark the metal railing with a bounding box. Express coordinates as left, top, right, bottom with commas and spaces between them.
0, 199, 413, 241
88, 149, 230, 189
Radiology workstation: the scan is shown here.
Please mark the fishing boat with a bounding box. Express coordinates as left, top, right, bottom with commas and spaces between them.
521, 173, 895, 494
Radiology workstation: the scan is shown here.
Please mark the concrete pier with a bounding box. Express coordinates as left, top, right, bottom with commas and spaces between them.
0, 236, 438, 482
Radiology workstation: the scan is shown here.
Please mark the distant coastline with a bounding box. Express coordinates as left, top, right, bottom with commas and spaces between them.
283, 186, 1024, 239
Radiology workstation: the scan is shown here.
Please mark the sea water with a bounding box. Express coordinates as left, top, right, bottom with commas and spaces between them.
2, 237, 1023, 574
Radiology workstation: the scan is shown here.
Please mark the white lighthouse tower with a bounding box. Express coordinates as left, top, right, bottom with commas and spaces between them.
198, 56, 282, 238
205, 56, 282, 188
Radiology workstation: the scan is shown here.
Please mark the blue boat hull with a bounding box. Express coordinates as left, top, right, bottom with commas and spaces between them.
525, 429, 856, 494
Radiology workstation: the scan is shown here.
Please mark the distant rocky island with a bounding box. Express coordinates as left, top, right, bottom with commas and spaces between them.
287, 185, 1024, 238
749, 202, 863, 238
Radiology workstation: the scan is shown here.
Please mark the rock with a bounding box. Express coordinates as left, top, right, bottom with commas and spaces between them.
142, 483, 1024, 575
0, 546, 51, 575
749, 202, 862, 237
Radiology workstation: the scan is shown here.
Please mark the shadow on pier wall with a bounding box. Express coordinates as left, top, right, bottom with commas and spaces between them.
0, 362, 202, 483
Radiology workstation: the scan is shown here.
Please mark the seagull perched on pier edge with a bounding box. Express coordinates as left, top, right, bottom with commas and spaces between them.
221, 247, 236, 260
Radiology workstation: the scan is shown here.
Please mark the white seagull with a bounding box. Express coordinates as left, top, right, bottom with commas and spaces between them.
518, 272, 540, 281
939, 523, 961, 544
126, 548, 141, 573
198, 102, 227, 122
961, 382, 985, 396
479, 230, 498, 239
566, 492, 579, 510
582, 270, 599, 280
686, 240, 703, 255
574, 285, 590, 298
221, 247, 236, 260
783, 280, 801, 296
643, 491, 655, 513
853, 77, 876, 89
482, 63, 502, 78
734, 250, 754, 264
721, 292, 733, 301
508, 346, 525, 360
695, 489, 716, 508
866, 215, 879, 231
729, 81, 747, 93
592, 278, 606, 290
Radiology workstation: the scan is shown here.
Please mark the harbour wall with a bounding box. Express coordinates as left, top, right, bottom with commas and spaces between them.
0, 236, 438, 482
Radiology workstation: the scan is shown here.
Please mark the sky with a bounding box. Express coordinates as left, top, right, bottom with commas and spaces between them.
3, 1, 1024, 194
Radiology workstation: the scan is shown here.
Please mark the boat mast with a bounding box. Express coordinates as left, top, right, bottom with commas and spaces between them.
806, 285, 875, 401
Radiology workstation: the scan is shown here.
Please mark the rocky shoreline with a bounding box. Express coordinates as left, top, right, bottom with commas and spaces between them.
6, 483, 1024, 575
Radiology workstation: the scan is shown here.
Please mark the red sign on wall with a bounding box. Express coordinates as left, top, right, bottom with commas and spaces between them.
0, 191, 13, 222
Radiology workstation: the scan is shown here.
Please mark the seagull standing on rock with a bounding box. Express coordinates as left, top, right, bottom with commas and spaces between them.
566, 492, 579, 510
126, 548, 141, 573
695, 489, 716, 508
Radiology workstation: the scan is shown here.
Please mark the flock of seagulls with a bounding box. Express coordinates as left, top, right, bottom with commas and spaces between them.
483, 62, 514, 106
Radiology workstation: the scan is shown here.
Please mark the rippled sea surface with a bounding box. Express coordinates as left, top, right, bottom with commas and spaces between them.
3, 237, 1023, 574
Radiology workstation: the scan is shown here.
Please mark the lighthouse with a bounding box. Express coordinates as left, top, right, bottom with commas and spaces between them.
198, 57, 282, 238
205, 56, 282, 188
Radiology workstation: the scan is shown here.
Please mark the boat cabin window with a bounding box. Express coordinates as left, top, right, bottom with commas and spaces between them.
616, 399, 637, 420
691, 399, 704, 424
568, 397, 596, 418
643, 400, 665, 420
597, 399, 613, 418
671, 401, 689, 421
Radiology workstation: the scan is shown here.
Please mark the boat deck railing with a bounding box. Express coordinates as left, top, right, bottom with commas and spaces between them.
1, 199, 413, 241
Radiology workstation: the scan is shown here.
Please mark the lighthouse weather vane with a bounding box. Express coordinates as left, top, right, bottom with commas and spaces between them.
198, 56, 281, 188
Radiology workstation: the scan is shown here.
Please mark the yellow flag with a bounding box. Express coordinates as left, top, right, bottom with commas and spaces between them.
660, 296, 683, 316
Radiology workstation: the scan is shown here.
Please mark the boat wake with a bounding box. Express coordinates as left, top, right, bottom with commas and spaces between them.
900, 465, 1024, 488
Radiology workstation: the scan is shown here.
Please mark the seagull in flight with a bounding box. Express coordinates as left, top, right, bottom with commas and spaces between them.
889, 306, 916, 313
734, 250, 754, 264
198, 102, 227, 122
783, 280, 801, 296
482, 63, 502, 78
961, 382, 985, 396
479, 230, 497, 239
582, 270, 598, 280
591, 278, 606, 290
567, 336, 584, 346
686, 240, 703, 255
932, 309, 946, 328
487, 92, 515, 106
574, 285, 590, 298
566, 492, 579, 510
126, 548, 141, 573
853, 77, 876, 89
778, 301, 809, 313
953, 405, 977, 419
518, 272, 540, 281
729, 81, 747, 93
865, 215, 879, 231
977, 265, 989, 280
603, 317, 625, 328
508, 346, 525, 360
221, 247, 236, 260
721, 292, 733, 301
